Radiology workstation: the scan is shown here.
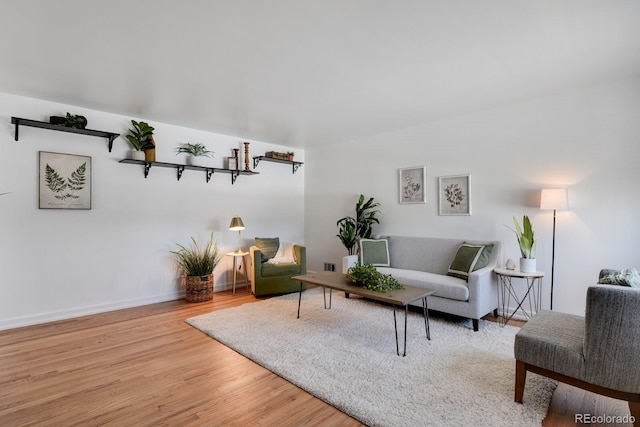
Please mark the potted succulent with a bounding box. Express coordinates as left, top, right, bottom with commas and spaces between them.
171, 233, 222, 303
508, 215, 537, 273
287, 151, 294, 161
126, 120, 155, 161
50, 112, 88, 129
336, 194, 381, 255
176, 143, 214, 166
347, 262, 403, 292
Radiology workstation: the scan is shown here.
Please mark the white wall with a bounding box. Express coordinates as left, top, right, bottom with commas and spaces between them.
0, 93, 304, 329
304, 78, 640, 316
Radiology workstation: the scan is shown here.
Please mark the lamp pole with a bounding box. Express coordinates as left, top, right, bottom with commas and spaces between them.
550, 209, 557, 311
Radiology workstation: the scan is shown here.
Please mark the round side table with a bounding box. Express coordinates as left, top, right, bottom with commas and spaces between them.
227, 251, 250, 295
494, 268, 545, 326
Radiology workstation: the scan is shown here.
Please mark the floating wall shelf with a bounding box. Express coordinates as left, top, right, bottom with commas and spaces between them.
253, 156, 303, 174
11, 117, 120, 152
119, 159, 259, 184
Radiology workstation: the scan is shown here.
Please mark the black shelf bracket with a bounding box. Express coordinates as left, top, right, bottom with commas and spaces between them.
11, 117, 120, 152
176, 165, 185, 181
144, 162, 152, 178
206, 168, 214, 183
253, 156, 303, 174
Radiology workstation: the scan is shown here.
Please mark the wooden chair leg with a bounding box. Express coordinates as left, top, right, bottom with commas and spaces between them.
515, 360, 526, 403
629, 400, 639, 426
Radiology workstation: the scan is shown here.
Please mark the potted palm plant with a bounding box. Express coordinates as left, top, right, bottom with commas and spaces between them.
336, 194, 381, 255
171, 233, 222, 302
126, 120, 155, 161
176, 143, 214, 166
508, 215, 537, 273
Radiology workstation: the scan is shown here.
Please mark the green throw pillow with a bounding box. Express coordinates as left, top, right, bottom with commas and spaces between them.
255, 237, 279, 263
359, 238, 390, 267
447, 243, 493, 281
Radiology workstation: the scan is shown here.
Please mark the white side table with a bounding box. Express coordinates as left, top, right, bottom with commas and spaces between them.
227, 251, 250, 295
494, 268, 545, 326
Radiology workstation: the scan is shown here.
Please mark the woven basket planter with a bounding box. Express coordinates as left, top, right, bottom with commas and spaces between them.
185, 273, 214, 303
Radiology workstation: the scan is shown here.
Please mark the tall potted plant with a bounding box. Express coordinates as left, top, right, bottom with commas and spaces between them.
336, 194, 381, 255
171, 233, 222, 302
508, 215, 537, 273
126, 120, 156, 161
176, 143, 214, 166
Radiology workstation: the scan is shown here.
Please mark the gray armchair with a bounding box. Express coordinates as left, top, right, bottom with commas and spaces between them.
514, 282, 640, 422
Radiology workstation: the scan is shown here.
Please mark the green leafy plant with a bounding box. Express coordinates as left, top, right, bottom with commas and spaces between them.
347, 262, 403, 292
126, 120, 155, 151
175, 143, 214, 157
62, 113, 87, 129
507, 215, 536, 259
336, 194, 381, 255
171, 233, 222, 277
44, 162, 86, 200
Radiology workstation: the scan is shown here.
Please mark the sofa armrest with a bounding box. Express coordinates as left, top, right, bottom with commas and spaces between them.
466, 265, 499, 311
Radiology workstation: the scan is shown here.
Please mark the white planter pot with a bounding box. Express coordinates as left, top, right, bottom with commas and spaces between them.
187, 156, 202, 167
129, 150, 145, 161
520, 258, 536, 273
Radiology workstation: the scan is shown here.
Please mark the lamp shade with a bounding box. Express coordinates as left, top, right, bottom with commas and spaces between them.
540, 189, 568, 210
229, 216, 245, 231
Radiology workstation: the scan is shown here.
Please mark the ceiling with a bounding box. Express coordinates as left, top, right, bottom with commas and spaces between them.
2, 1, 639, 148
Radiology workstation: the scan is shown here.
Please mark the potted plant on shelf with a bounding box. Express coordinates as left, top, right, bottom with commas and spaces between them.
508, 215, 537, 273
171, 233, 222, 303
126, 120, 155, 162
287, 151, 294, 161
50, 112, 88, 129
176, 143, 214, 167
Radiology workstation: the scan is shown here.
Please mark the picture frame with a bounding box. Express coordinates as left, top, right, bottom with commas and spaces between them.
399, 166, 426, 204
39, 151, 91, 210
438, 174, 471, 215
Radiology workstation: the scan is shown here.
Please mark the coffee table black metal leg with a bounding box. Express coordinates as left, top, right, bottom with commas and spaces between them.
423, 297, 431, 340
322, 287, 333, 309
297, 283, 303, 319
393, 305, 399, 356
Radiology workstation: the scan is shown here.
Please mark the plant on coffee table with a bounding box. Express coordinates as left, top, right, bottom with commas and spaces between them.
347, 262, 403, 292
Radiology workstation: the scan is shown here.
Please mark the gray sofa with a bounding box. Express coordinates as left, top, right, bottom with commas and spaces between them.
344, 236, 503, 331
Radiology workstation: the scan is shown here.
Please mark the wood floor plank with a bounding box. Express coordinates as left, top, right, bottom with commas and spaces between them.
0, 291, 630, 426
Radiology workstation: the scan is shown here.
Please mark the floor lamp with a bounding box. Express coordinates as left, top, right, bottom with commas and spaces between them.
540, 188, 568, 310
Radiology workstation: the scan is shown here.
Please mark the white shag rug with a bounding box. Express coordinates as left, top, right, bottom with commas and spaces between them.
186, 288, 555, 427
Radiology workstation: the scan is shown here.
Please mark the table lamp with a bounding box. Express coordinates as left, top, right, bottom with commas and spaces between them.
540, 188, 568, 310
229, 216, 245, 253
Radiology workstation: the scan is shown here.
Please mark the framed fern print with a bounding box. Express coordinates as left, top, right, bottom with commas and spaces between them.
39, 151, 91, 209
438, 174, 471, 215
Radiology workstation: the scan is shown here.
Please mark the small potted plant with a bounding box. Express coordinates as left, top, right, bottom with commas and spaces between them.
126, 120, 155, 161
171, 233, 222, 302
176, 143, 214, 166
507, 215, 536, 273
347, 262, 403, 292
50, 112, 88, 129
287, 151, 294, 161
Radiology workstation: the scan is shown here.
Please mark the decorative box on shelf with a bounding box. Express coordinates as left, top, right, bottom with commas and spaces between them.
265, 151, 289, 160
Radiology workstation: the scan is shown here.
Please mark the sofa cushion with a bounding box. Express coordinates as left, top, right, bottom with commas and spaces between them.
377, 267, 469, 301
255, 237, 280, 262
260, 262, 301, 277
446, 243, 493, 281
359, 238, 390, 266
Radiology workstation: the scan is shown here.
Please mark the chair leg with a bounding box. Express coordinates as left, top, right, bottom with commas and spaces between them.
515, 360, 526, 403
493, 308, 498, 317
472, 319, 479, 331
629, 400, 639, 426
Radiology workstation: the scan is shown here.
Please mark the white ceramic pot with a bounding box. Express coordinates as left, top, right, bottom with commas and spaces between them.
187, 156, 202, 167
520, 258, 536, 273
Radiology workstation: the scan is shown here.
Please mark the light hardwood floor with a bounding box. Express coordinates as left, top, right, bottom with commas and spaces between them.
0, 290, 632, 426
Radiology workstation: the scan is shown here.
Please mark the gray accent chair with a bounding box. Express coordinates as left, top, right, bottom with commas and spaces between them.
514, 279, 640, 423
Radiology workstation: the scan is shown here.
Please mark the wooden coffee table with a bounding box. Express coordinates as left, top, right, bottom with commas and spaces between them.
292, 271, 436, 356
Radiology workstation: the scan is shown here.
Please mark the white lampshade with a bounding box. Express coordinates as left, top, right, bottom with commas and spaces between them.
229, 216, 245, 231
540, 189, 568, 211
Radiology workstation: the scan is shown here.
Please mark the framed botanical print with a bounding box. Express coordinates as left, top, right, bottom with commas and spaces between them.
438, 174, 470, 215
399, 166, 426, 204
39, 151, 92, 209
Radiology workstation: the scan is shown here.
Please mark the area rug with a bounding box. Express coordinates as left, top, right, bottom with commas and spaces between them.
186, 288, 555, 426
